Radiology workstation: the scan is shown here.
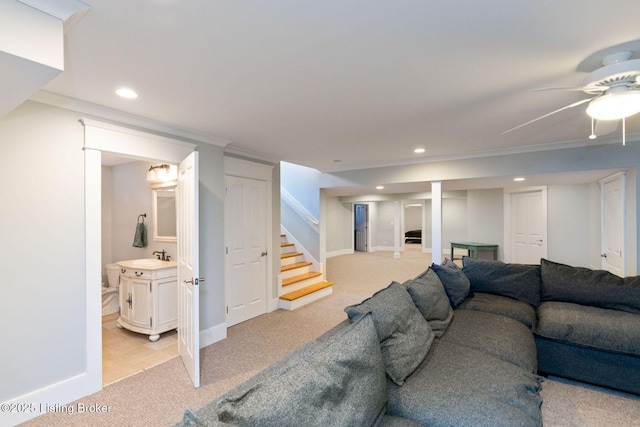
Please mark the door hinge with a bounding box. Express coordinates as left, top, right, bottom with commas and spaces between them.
226, 246, 228, 254
226, 306, 228, 314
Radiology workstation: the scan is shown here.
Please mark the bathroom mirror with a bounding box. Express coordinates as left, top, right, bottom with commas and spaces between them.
152, 183, 177, 242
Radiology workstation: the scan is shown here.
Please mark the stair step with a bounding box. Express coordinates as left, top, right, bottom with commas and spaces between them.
281, 242, 295, 248
280, 281, 333, 301
281, 261, 312, 272
282, 271, 322, 287
281, 252, 303, 259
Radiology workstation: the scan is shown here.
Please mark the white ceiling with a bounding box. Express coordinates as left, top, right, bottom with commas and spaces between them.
38, 1, 640, 182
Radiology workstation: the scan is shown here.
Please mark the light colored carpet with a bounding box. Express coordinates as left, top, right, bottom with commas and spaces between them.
21, 246, 640, 426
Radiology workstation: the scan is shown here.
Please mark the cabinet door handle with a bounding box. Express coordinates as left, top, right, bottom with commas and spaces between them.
126, 293, 132, 309
135, 271, 144, 277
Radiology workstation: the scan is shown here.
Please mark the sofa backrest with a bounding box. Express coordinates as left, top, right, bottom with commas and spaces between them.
540, 258, 640, 314
462, 257, 541, 307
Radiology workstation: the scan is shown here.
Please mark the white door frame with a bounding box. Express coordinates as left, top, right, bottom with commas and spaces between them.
503, 186, 548, 263
224, 156, 275, 314
600, 171, 626, 275
82, 119, 196, 391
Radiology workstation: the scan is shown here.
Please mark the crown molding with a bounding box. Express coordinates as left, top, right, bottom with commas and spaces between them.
17, 0, 91, 32
31, 90, 231, 148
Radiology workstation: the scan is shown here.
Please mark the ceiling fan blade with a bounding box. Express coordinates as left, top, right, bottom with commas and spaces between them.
501, 97, 596, 135
530, 86, 607, 92
594, 119, 619, 136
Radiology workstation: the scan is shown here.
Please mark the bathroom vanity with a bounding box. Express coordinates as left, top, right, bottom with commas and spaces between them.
116, 259, 178, 341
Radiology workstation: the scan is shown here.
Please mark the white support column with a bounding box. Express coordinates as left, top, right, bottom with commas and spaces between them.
431, 181, 443, 264
393, 200, 401, 259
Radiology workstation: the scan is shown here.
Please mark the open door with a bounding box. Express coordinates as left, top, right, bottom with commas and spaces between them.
177, 151, 200, 387
354, 204, 368, 252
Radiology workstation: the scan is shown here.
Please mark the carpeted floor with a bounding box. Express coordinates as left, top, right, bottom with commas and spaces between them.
21, 246, 640, 426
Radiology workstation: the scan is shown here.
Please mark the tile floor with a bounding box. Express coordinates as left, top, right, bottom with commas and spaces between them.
102, 313, 178, 386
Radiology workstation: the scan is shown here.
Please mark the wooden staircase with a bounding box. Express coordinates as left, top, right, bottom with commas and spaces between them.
278, 234, 333, 310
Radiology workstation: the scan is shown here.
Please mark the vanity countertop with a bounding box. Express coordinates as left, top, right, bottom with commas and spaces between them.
117, 258, 178, 270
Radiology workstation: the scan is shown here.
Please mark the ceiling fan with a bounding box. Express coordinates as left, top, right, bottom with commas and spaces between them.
503, 50, 640, 144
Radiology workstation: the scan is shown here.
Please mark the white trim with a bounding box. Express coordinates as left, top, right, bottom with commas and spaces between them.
599, 171, 626, 275
326, 248, 354, 258
431, 182, 443, 264
32, 92, 230, 147
199, 323, 227, 349
81, 118, 196, 162
281, 187, 320, 232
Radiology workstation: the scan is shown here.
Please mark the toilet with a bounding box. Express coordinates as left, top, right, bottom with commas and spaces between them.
102, 263, 120, 316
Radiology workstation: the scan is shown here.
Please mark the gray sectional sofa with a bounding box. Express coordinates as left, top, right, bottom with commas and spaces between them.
177, 256, 640, 426
461, 257, 640, 396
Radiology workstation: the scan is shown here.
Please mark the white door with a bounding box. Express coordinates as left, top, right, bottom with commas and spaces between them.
511, 190, 547, 264
601, 173, 625, 275
177, 151, 200, 388
225, 175, 268, 326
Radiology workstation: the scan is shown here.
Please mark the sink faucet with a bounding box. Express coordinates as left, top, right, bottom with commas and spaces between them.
153, 250, 167, 261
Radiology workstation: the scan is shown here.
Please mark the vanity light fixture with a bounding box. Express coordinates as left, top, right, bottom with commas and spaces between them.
146, 163, 177, 184
116, 87, 138, 99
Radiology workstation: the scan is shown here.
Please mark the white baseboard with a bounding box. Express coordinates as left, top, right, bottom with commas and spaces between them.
326, 248, 353, 258
2, 372, 101, 427
200, 323, 227, 349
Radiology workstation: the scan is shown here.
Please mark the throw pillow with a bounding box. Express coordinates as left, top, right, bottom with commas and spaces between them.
405, 268, 454, 337
462, 256, 541, 306
215, 314, 388, 427
344, 281, 435, 386
431, 258, 471, 308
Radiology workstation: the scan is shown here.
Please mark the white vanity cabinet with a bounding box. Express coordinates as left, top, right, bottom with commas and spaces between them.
116, 259, 178, 341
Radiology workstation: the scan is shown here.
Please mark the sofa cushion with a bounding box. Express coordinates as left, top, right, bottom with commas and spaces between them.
386, 340, 543, 427
431, 258, 471, 308
440, 308, 537, 373
462, 257, 541, 306
536, 301, 640, 357
540, 258, 640, 314
212, 314, 387, 427
458, 292, 537, 329
345, 281, 435, 386
405, 268, 453, 337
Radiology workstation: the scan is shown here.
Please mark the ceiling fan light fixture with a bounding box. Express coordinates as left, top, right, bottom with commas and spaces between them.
586, 90, 640, 120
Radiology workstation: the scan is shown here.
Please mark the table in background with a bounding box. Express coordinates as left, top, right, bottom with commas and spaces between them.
450, 242, 498, 261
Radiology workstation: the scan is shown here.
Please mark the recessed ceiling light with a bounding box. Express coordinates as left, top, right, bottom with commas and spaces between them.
376, 185, 384, 190
116, 87, 138, 99
414, 148, 426, 154
514, 177, 525, 182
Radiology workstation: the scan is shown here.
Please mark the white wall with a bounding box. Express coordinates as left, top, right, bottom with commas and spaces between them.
324, 196, 352, 256
0, 102, 86, 402
404, 204, 422, 232
547, 184, 591, 267
467, 189, 503, 258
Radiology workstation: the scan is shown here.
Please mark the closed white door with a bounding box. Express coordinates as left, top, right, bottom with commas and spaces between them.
601, 173, 625, 275
511, 190, 546, 264
177, 151, 200, 388
225, 175, 268, 326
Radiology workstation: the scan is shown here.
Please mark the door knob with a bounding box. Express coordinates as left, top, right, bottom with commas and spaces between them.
261, 251, 268, 257
601, 253, 607, 258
